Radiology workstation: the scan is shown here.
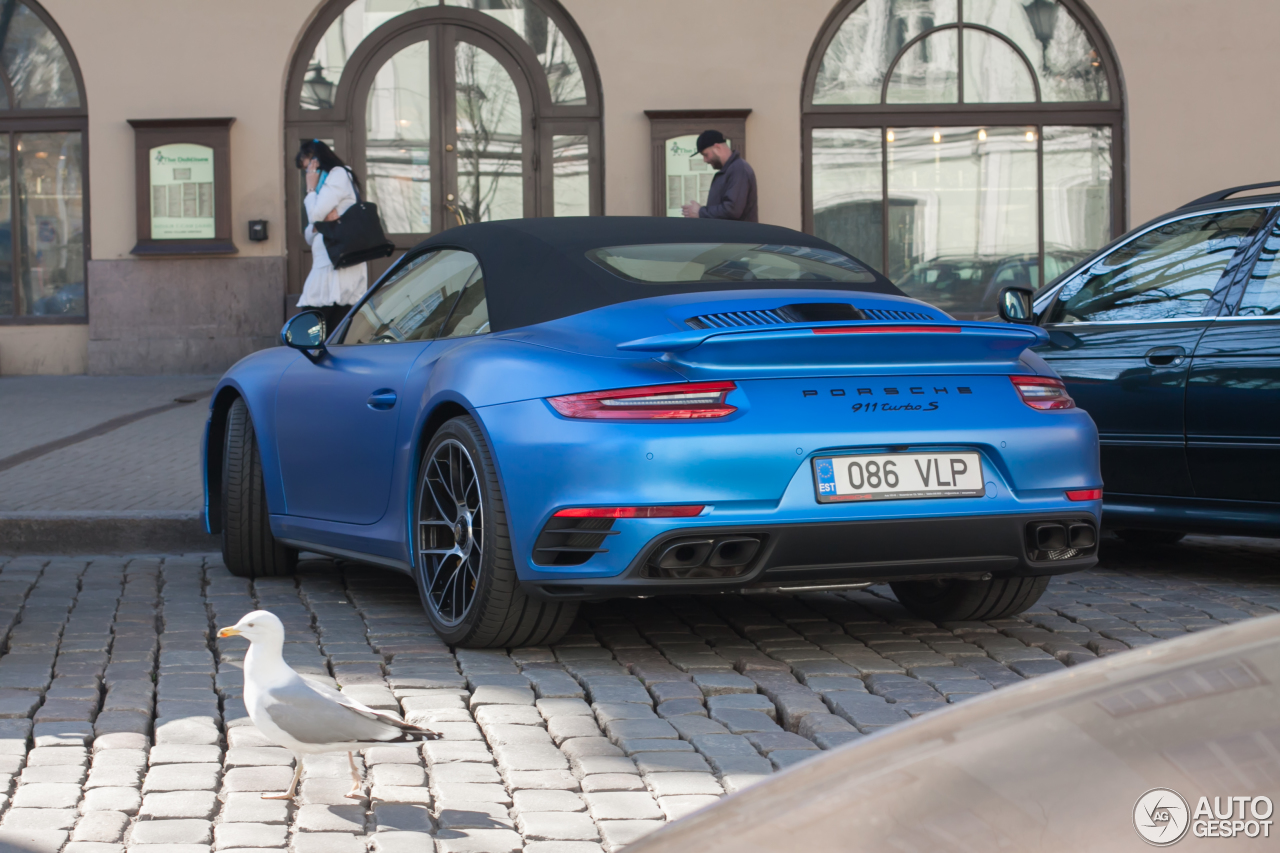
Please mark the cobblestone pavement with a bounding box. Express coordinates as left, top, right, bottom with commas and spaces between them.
0, 537, 1275, 853
0, 377, 215, 512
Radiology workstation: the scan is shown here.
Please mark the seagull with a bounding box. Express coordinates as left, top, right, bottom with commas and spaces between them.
217, 610, 440, 800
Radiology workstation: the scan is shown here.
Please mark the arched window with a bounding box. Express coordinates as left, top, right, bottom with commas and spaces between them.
285, 0, 601, 292
0, 0, 87, 323
803, 0, 1122, 319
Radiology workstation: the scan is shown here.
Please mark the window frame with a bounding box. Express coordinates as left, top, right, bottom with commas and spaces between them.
801, 0, 1126, 287
284, 0, 603, 302
0, 0, 89, 327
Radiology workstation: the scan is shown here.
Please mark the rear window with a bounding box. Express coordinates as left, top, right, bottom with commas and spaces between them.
587, 243, 876, 284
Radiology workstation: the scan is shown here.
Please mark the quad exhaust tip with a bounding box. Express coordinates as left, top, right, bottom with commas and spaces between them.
646, 535, 763, 579
1026, 520, 1097, 561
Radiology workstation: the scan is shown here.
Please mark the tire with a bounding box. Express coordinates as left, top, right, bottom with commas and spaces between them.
1116, 529, 1186, 545
221, 398, 298, 578
413, 416, 578, 648
890, 575, 1050, 622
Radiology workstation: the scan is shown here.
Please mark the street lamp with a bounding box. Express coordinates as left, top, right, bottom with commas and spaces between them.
302, 62, 336, 110
1023, 0, 1059, 71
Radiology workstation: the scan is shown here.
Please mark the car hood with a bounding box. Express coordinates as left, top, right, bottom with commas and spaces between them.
628, 613, 1280, 853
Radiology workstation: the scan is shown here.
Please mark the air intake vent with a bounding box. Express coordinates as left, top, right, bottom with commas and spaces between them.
532, 517, 618, 566
860, 308, 935, 321
687, 309, 789, 330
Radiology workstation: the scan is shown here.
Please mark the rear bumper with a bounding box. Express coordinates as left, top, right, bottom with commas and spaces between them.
524, 511, 1098, 600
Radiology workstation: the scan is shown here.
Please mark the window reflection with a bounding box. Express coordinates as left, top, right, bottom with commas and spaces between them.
17, 132, 83, 317
1233, 226, 1280, 317
455, 41, 523, 223
0, 1, 79, 109
344, 249, 478, 344
365, 40, 431, 234
812, 128, 883, 272
1052, 210, 1266, 324
815, 0, 956, 105
552, 134, 589, 217
885, 29, 957, 103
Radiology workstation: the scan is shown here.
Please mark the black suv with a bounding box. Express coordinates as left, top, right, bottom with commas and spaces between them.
1027, 181, 1280, 543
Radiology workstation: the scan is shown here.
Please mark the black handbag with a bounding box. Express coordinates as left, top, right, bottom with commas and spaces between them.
313, 168, 395, 269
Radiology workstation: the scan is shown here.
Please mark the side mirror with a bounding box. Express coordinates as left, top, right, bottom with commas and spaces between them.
281, 310, 327, 361
997, 287, 1035, 325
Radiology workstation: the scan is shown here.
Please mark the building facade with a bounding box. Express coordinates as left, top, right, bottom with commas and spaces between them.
1, 0, 1275, 374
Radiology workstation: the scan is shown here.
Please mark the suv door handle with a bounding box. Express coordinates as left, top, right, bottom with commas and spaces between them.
1144, 346, 1187, 367
367, 389, 398, 410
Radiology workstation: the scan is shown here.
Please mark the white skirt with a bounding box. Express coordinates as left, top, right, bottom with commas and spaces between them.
298, 231, 369, 307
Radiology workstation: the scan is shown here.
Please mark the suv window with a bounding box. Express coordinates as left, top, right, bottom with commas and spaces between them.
343, 249, 485, 344
1237, 222, 1280, 317
1048, 209, 1267, 324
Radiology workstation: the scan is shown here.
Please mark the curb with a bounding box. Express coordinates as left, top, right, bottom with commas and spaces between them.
0, 511, 219, 555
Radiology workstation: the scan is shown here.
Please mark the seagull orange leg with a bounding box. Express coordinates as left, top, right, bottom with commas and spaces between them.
344, 751, 363, 799
263, 756, 303, 800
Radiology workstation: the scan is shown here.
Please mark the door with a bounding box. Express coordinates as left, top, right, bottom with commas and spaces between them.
356, 23, 535, 277
1186, 212, 1280, 501
1035, 207, 1271, 496
275, 248, 485, 524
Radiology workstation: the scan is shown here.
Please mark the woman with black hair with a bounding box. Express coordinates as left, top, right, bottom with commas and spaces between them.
296, 140, 368, 333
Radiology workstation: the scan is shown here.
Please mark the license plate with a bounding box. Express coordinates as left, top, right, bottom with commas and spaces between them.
813, 451, 984, 502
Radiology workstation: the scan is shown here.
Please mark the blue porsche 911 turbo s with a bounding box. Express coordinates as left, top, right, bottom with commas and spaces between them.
204, 217, 1101, 648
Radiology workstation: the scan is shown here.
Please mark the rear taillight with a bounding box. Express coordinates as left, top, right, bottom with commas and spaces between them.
1011, 375, 1075, 410
554, 505, 705, 518
548, 381, 737, 419
1066, 489, 1102, 501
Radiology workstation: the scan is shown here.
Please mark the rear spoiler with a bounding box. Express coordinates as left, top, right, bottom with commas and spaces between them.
619, 321, 1047, 354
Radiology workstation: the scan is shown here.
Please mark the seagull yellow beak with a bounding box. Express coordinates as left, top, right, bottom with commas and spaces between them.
217, 626, 241, 638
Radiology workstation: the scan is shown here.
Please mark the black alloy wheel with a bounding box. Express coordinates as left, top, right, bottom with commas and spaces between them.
413, 416, 578, 647
418, 437, 485, 626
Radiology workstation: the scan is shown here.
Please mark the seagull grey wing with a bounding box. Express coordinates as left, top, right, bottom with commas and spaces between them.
299, 674, 440, 739
262, 681, 401, 746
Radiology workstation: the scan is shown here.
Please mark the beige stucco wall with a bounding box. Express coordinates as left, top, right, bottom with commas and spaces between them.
10, 0, 1280, 374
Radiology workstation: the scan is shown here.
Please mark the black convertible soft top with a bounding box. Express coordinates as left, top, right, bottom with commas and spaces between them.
397, 216, 903, 332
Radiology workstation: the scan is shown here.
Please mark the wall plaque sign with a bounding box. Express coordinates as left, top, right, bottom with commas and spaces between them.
129, 118, 235, 255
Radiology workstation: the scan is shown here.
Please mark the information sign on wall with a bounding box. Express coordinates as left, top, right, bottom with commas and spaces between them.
149, 143, 215, 240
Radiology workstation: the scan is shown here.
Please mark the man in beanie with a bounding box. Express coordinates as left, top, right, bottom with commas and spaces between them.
681, 129, 758, 222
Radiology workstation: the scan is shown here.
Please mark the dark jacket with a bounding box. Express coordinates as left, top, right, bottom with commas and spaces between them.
699, 151, 758, 222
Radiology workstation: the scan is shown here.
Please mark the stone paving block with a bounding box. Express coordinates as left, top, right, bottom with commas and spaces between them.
706, 694, 776, 719
769, 749, 818, 770
690, 673, 755, 696
432, 782, 510, 804
493, 743, 568, 772
644, 772, 722, 797
504, 770, 579, 791
604, 719, 677, 742
708, 709, 780, 734
0, 829, 67, 853
370, 786, 434, 805
424, 742, 493, 765
434, 828, 523, 853
20, 763, 86, 784
812, 730, 864, 750
149, 745, 222, 766
11, 781, 82, 808
823, 692, 909, 731
219, 766, 292, 793
579, 774, 645, 793
217, 792, 289, 824
127, 819, 212, 844
516, 811, 600, 842
523, 843, 604, 853
434, 801, 513, 830
152, 718, 219, 746
596, 819, 664, 853
71, 811, 130, 843
469, 686, 535, 709
211, 822, 287, 850
371, 803, 433, 833
2, 808, 79, 830
82, 787, 142, 814
584, 791, 663, 821
473, 705, 541, 727
369, 764, 426, 787
1009, 659, 1068, 678
0, 690, 43, 719
139, 791, 219, 819
292, 832, 366, 853
512, 789, 585, 813
142, 764, 220, 793
591, 704, 654, 727
296, 803, 367, 833
570, 755, 637, 778
369, 830, 434, 853
536, 699, 592, 720
616, 738, 695, 756
547, 716, 601, 745
632, 751, 711, 775
657, 794, 720, 821
744, 731, 818, 754
28, 746, 88, 767
433, 763, 502, 785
